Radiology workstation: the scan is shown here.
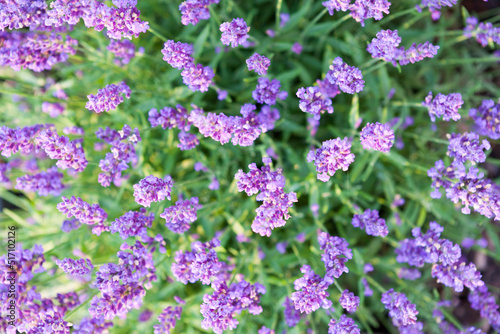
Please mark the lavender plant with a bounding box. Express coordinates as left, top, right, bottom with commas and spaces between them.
1, 0, 500, 333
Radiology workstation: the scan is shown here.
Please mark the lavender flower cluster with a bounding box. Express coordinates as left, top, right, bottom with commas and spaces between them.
307, 137, 355, 182
86, 82, 131, 113
160, 197, 203, 234
133, 175, 174, 207
464, 17, 500, 47
57, 196, 109, 235
322, 0, 391, 26
235, 157, 297, 236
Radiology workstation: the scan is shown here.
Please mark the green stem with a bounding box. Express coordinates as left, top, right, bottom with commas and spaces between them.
148, 27, 168, 42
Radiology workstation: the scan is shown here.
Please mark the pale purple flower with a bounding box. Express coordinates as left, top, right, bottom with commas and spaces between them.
179, 0, 219, 26
464, 17, 500, 47
258, 326, 275, 334
381, 289, 419, 328
349, 0, 391, 27
42, 102, 65, 118
280, 13, 290, 27
361, 278, 373, 296
181, 63, 214, 92
16, 166, 65, 197
86, 82, 131, 113
37, 128, 88, 172
296, 233, 306, 243
316, 78, 340, 99
0, 124, 47, 157
446, 132, 490, 164
367, 29, 402, 62
107, 39, 136, 66
317, 231, 353, 279
56, 258, 93, 276
399, 42, 440, 66
469, 99, 500, 140
291, 264, 333, 314
61, 218, 81, 233
398, 268, 422, 280
328, 315, 360, 334
431, 261, 484, 292
161, 40, 194, 69
416, 0, 458, 20
291, 42, 303, 54
57, 196, 108, 235
178, 130, 199, 150
217, 89, 228, 100
72, 317, 113, 334
322, 0, 352, 14
326, 57, 364, 94
252, 77, 288, 105
339, 290, 360, 313
468, 285, 500, 331
86, 4, 149, 40
153, 306, 183, 334
160, 197, 202, 234
220, 18, 250, 47
352, 209, 389, 237
246, 53, 271, 75
462, 237, 475, 249
360, 122, 394, 153
307, 137, 355, 182
110, 208, 154, 239
422, 92, 463, 122
133, 175, 173, 207
283, 297, 301, 327
63, 126, 84, 136
149, 104, 191, 131
297, 86, 334, 120
276, 242, 288, 254
209, 177, 219, 190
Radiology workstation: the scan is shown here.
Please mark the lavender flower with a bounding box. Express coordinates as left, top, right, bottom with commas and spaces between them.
307, 137, 355, 182
422, 92, 463, 122
468, 285, 500, 331
57, 196, 108, 234
291, 265, 333, 314
63, 126, 84, 136
181, 63, 214, 92
0, 124, 47, 157
446, 132, 490, 164
326, 57, 364, 94
42, 102, 65, 118
153, 306, 183, 334
349, 0, 391, 27
133, 175, 173, 207
110, 208, 154, 239
360, 122, 394, 153
37, 128, 88, 172
283, 297, 301, 327
398, 268, 422, 280
381, 289, 419, 327
179, 0, 219, 26
469, 99, 500, 140
178, 130, 199, 150
87, 4, 149, 40
235, 157, 297, 236
161, 40, 194, 69
464, 17, 500, 47
317, 231, 353, 279
431, 261, 483, 292
149, 105, 191, 131
361, 278, 373, 296
246, 53, 271, 75
291, 42, 303, 54
316, 78, 340, 99
85, 82, 131, 113
160, 197, 202, 234
322, 0, 352, 14
258, 326, 275, 334
61, 218, 81, 233
171, 238, 221, 284
339, 290, 360, 313
399, 42, 440, 66
107, 39, 136, 66
416, 0, 458, 20
220, 18, 250, 48
200, 278, 266, 334
56, 258, 94, 276
15, 166, 65, 197
72, 317, 113, 334
0, 32, 77, 72
328, 315, 361, 334
296, 86, 334, 120
252, 77, 288, 105
276, 242, 288, 254
351, 209, 389, 237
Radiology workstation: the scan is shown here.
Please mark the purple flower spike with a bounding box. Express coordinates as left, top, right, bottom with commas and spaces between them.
220, 18, 250, 47
431, 261, 484, 292
181, 63, 214, 92
317, 231, 353, 279
37, 128, 88, 172
283, 297, 301, 327
161, 40, 194, 69
307, 137, 355, 182
326, 57, 364, 94
464, 17, 500, 47
86, 82, 131, 113
422, 91, 463, 122
367, 29, 402, 62
153, 306, 183, 334
416, 0, 458, 21
149, 105, 191, 131
447, 132, 490, 164
339, 290, 360, 313
179, 0, 219, 26
246, 53, 271, 75
252, 77, 288, 105
160, 197, 203, 234
469, 99, 500, 140
328, 315, 361, 334
42, 102, 65, 118
352, 209, 389, 237
349, 0, 391, 27
133, 175, 173, 207
110, 208, 154, 239
322, 0, 352, 15
291, 265, 333, 314
381, 289, 419, 328
296, 86, 334, 120
16, 166, 65, 197
107, 39, 136, 66
360, 122, 394, 153
56, 258, 94, 276
468, 285, 500, 332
